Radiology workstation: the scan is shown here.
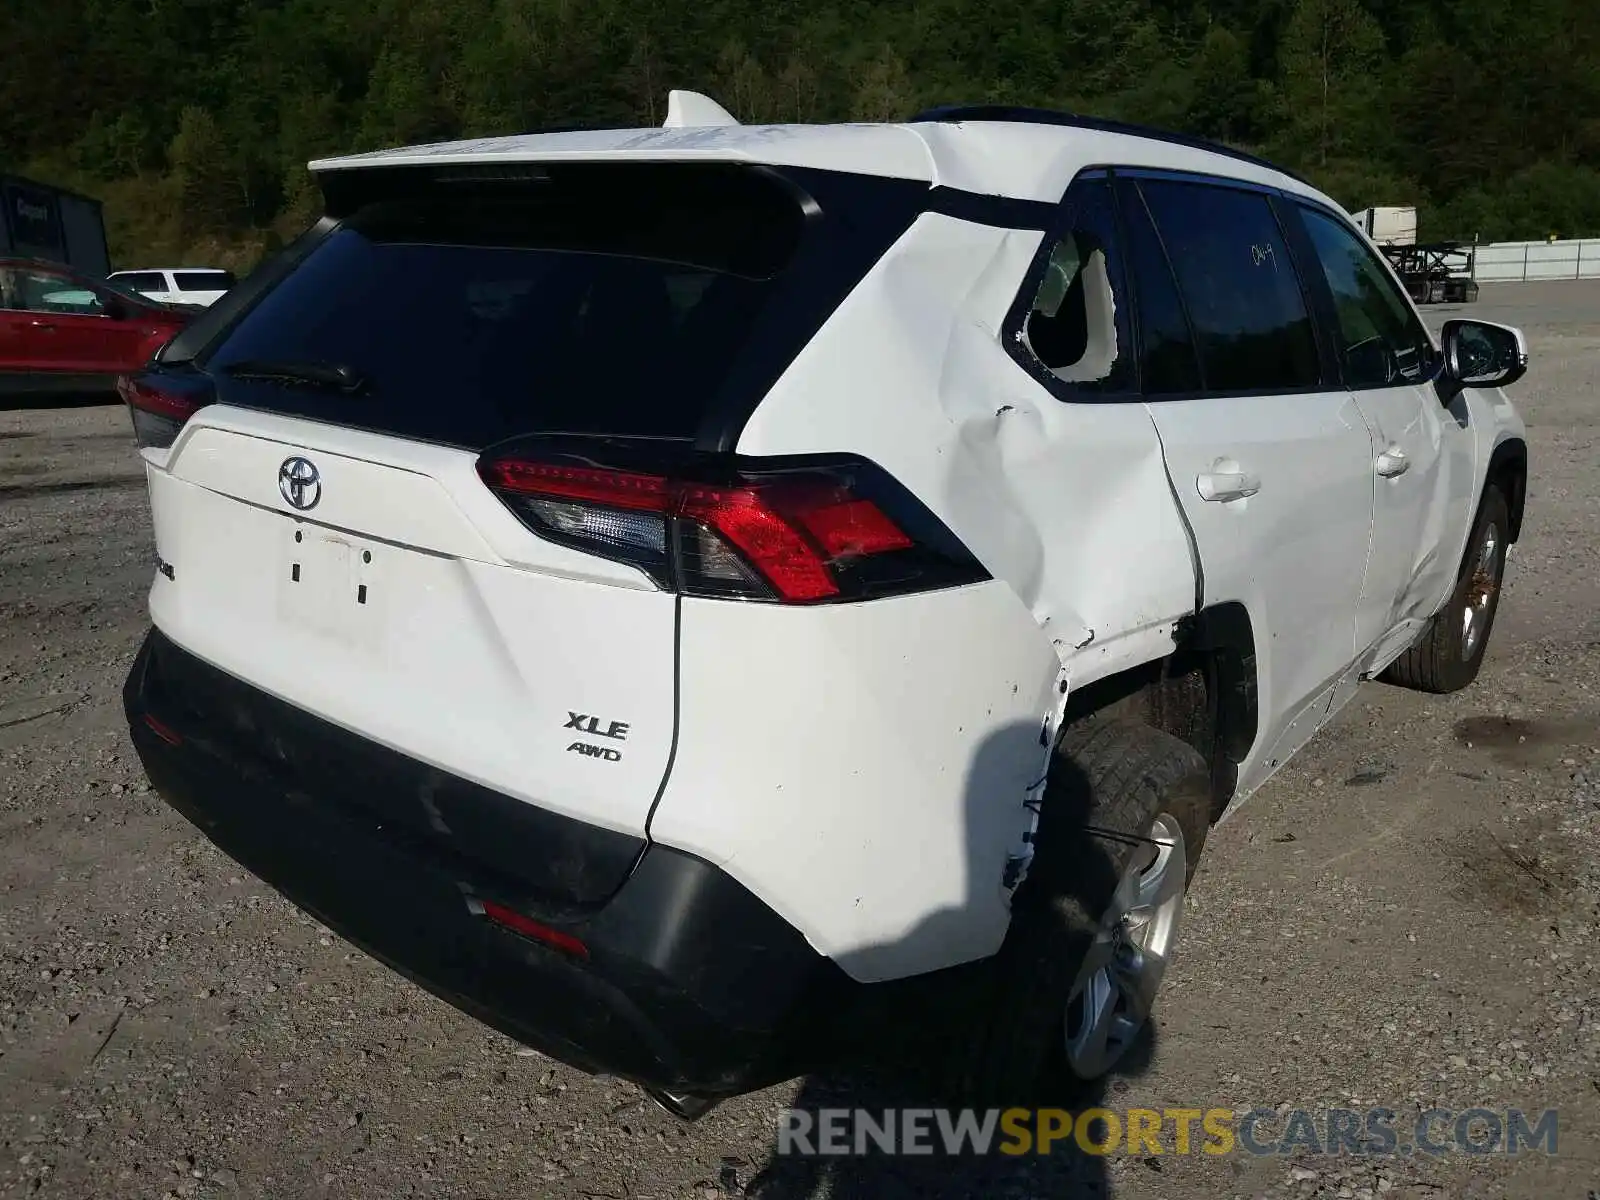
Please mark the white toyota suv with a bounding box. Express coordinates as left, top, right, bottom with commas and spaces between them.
119, 93, 1529, 1116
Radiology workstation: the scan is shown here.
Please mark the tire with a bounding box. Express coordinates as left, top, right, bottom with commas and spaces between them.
1380, 484, 1510, 694
943, 714, 1211, 1107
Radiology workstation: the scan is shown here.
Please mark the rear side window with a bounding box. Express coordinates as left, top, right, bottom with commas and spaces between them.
1296, 206, 1433, 389
1016, 178, 1134, 395
200, 163, 811, 448
113, 272, 167, 292
1137, 179, 1322, 393
174, 270, 234, 291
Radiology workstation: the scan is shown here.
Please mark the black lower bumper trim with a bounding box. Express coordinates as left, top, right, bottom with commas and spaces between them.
123, 627, 848, 1096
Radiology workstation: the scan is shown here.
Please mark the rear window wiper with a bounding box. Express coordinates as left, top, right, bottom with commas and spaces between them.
221, 359, 369, 395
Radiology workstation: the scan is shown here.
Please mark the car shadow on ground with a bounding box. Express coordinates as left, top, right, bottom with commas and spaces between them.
0, 390, 120, 412
743, 1038, 1156, 1198
742, 719, 1161, 1199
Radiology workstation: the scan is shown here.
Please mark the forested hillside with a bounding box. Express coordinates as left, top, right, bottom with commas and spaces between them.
3, 0, 1597, 270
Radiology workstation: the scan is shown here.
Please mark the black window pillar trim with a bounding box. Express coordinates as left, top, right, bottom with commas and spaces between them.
690, 166, 931, 455
161, 215, 342, 369
922, 188, 1058, 231
1268, 193, 1345, 391
1104, 168, 1145, 398
689, 173, 1064, 455
1117, 172, 1211, 396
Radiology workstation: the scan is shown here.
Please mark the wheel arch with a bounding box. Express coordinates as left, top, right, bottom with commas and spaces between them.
1487, 436, 1527, 544
1060, 601, 1259, 823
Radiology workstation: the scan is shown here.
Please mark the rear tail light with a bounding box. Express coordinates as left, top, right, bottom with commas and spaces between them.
478, 445, 988, 604
118, 371, 213, 450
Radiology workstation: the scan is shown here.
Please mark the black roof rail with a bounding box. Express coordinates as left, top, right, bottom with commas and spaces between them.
906, 104, 1311, 187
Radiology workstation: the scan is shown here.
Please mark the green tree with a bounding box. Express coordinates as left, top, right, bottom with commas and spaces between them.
167, 106, 235, 237
276, 89, 345, 230
715, 40, 774, 122
850, 46, 915, 122
1189, 26, 1265, 144
75, 111, 155, 179
775, 54, 823, 124
8, 0, 1600, 263
359, 43, 450, 150
1277, 0, 1385, 167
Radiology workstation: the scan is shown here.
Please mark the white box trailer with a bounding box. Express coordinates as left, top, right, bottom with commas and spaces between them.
1352, 205, 1418, 247
0, 174, 111, 277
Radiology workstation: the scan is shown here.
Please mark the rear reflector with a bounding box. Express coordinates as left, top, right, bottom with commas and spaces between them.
479, 900, 590, 959
118, 372, 213, 450
478, 447, 988, 605
142, 713, 183, 746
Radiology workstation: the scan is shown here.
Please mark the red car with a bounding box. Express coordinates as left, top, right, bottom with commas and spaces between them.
0, 258, 192, 399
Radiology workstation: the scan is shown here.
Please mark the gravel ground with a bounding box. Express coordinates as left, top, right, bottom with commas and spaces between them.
2, 281, 1597, 1199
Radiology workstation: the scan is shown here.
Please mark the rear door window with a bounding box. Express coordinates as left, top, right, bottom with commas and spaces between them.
114, 272, 168, 293
1136, 179, 1322, 393
174, 270, 235, 292
199, 163, 812, 448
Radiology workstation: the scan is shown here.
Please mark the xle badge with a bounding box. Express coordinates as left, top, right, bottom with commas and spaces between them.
565, 711, 628, 763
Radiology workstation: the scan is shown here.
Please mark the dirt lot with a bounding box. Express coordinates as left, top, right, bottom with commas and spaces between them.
2, 281, 1597, 1200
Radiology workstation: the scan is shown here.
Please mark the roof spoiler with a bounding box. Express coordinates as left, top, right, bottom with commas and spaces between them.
664, 90, 740, 129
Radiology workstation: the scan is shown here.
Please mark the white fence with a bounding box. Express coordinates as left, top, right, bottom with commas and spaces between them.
1470, 239, 1600, 282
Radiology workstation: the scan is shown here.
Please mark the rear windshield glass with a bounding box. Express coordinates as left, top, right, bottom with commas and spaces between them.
201, 163, 808, 448
175, 270, 234, 290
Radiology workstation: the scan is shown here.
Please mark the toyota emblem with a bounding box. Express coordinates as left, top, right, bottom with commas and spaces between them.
278, 456, 322, 511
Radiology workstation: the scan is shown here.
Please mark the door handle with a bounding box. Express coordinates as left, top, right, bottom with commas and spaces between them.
1196, 471, 1261, 502
1376, 446, 1410, 478
27, 320, 56, 331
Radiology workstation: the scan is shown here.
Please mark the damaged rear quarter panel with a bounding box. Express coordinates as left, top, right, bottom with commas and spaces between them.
741, 214, 1196, 667
644, 213, 1199, 981
649, 584, 1061, 983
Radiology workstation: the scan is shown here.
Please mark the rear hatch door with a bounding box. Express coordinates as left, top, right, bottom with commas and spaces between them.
139, 161, 822, 870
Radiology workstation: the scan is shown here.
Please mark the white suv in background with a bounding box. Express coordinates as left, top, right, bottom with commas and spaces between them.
108, 266, 236, 308
118, 93, 1530, 1117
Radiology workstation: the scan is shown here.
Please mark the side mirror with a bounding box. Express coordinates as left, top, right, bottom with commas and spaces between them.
102, 295, 130, 322
1440, 319, 1527, 390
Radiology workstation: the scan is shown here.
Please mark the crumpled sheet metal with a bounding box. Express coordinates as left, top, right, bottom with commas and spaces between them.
739, 214, 1199, 899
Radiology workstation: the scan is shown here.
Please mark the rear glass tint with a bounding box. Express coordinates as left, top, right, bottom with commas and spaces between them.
174, 270, 234, 291
114, 272, 167, 291
201, 163, 810, 448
